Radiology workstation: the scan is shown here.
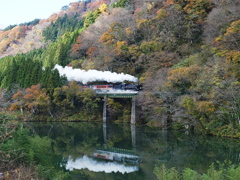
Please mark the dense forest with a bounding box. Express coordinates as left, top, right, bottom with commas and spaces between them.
2, 0, 240, 179
0, 0, 240, 138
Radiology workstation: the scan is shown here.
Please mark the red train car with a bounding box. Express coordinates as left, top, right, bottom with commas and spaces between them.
92, 85, 114, 90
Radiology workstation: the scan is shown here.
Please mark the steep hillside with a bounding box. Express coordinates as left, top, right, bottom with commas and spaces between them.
1, 0, 240, 137
0, 1, 94, 58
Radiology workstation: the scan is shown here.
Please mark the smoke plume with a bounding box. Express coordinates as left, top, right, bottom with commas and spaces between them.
54, 65, 138, 84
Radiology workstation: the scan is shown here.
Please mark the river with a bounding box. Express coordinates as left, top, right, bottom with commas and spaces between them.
26, 122, 240, 179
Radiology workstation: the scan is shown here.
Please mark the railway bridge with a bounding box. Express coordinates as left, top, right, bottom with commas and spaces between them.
96, 91, 138, 124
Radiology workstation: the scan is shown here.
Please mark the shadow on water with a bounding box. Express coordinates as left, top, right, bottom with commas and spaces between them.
25, 122, 240, 179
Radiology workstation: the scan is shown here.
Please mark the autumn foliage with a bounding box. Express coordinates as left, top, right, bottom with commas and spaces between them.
1, 0, 240, 136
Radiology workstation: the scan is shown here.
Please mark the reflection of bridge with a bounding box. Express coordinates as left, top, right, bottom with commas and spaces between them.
96, 91, 139, 124
94, 123, 140, 166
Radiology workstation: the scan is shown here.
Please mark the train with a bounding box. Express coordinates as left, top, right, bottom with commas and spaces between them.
81, 83, 143, 91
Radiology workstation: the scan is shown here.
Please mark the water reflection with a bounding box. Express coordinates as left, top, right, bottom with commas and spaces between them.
26, 122, 240, 179
64, 123, 140, 174
66, 155, 139, 174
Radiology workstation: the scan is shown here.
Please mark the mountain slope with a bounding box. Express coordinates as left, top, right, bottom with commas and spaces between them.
1, 0, 240, 137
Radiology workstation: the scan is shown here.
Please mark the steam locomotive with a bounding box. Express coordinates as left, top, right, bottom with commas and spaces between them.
81, 83, 143, 91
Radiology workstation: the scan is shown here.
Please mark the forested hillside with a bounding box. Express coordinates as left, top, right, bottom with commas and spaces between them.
1, 0, 240, 137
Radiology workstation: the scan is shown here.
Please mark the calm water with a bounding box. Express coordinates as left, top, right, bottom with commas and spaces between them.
26, 122, 240, 179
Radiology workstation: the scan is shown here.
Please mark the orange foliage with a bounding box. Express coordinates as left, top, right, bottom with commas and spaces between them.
166, 0, 174, 5
0, 39, 11, 53
86, 46, 97, 58
86, 0, 108, 10
12, 90, 25, 100
11, 90, 26, 112
48, 13, 59, 22
70, 2, 81, 11
10, 103, 19, 111
0, 25, 33, 55
71, 36, 82, 57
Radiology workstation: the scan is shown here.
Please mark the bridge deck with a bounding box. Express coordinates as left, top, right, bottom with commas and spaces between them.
96, 92, 138, 98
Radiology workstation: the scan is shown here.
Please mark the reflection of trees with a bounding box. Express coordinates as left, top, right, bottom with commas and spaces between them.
137, 129, 240, 172
26, 122, 240, 178
27, 122, 145, 179
26, 122, 102, 158
106, 124, 132, 148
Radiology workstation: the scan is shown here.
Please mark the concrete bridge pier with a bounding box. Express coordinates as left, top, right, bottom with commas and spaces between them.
162, 129, 167, 144
103, 123, 107, 144
131, 97, 136, 124
103, 96, 107, 123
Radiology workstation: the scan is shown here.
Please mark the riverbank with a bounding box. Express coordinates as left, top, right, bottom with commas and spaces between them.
0, 113, 69, 180
154, 164, 240, 180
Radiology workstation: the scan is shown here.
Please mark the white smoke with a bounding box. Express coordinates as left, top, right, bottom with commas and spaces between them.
54, 65, 138, 84
98, 89, 138, 94
66, 155, 139, 174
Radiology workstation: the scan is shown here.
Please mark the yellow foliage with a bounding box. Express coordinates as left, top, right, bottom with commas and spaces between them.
224, 20, 240, 36
232, 81, 240, 86
82, 59, 95, 70
140, 41, 159, 54
99, 32, 115, 44
28, 41, 35, 47
139, 76, 146, 84
168, 65, 201, 83
99, 3, 108, 13
146, 3, 153, 11
224, 50, 240, 78
183, 0, 211, 22
12, 44, 18, 48
214, 49, 229, 57
198, 101, 215, 114
125, 27, 132, 36
116, 41, 128, 49
137, 19, 149, 29
226, 50, 240, 64
182, 96, 215, 117
114, 41, 128, 56
181, 96, 196, 112
215, 35, 223, 42
128, 45, 141, 59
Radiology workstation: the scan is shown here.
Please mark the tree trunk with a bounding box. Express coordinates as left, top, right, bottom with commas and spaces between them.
20, 108, 24, 115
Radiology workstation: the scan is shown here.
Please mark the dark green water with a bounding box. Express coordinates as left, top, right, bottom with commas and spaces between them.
26, 122, 240, 179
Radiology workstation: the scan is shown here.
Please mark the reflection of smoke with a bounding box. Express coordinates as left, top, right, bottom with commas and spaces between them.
54, 65, 138, 84
66, 155, 139, 174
